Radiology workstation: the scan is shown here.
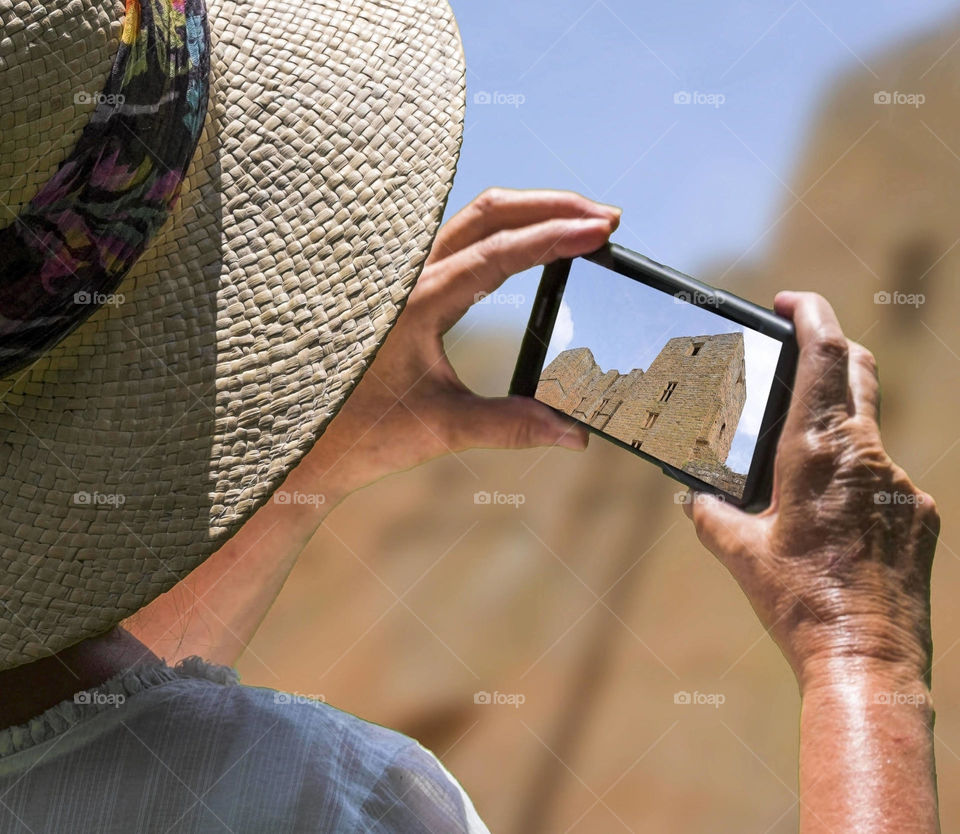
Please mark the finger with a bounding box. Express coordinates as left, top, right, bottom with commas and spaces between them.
426, 187, 621, 266
419, 216, 615, 333
687, 494, 765, 587
774, 291, 851, 433
847, 339, 880, 425
445, 394, 590, 452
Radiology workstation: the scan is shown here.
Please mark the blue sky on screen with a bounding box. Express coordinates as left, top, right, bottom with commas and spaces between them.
445, 0, 959, 334
544, 260, 781, 473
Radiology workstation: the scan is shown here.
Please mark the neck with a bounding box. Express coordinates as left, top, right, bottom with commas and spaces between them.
0, 627, 159, 730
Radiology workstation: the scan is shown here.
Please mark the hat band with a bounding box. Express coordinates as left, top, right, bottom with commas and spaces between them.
0, 0, 211, 376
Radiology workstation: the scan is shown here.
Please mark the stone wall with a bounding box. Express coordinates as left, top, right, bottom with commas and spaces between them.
537, 333, 748, 493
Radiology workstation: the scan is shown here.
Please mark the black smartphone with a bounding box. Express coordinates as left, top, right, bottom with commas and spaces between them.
510, 243, 798, 510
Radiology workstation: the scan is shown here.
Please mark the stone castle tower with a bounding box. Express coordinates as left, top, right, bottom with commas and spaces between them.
536, 333, 747, 492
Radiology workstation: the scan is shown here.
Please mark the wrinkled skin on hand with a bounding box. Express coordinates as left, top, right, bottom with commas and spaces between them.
686, 292, 939, 690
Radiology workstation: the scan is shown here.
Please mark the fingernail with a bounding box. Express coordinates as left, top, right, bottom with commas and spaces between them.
556, 427, 589, 451
575, 217, 612, 232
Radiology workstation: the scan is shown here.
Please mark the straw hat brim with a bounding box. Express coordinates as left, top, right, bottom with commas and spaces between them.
0, 0, 465, 670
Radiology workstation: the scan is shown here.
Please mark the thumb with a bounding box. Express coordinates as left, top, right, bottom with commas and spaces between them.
687, 493, 764, 584
450, 395, 589, 451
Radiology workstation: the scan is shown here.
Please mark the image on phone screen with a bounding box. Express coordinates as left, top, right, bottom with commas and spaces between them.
535, 259, 784, 498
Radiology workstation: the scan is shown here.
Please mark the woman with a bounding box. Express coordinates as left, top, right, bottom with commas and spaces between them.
0, 0, 940, 829
0, 185, 941, 831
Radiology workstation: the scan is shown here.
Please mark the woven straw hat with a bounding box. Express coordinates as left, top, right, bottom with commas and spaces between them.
0, 0, 465, 670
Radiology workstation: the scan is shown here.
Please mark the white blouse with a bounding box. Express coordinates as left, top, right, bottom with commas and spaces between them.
0, 657, 489, 833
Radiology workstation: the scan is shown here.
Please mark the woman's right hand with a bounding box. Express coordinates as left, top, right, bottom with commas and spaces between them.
684, 291, 939, 692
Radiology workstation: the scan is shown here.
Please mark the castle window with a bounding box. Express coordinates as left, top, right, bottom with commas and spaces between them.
889, 236, 939, 329
643, 411, 659, 429
690, 342, 704, 357
719, 422, 726, 437
660, 381, 678, 402
736, 370, 744, 386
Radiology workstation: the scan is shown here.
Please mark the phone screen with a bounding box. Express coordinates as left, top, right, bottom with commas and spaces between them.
536, 258, 783, 498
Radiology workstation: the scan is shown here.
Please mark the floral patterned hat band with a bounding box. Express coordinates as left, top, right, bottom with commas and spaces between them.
0, 0, 210, 376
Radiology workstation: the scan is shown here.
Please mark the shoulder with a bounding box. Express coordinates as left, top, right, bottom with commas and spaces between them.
220, 683, 414, 769
0, 664, 489, 833
359, 737, 491, 834
176, 681, 490, 832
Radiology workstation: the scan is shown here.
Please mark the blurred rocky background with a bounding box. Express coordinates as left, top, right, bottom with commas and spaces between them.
238, 17, 960, 833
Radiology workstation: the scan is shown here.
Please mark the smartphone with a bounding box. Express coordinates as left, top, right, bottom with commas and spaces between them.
510, 243, 798, 510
